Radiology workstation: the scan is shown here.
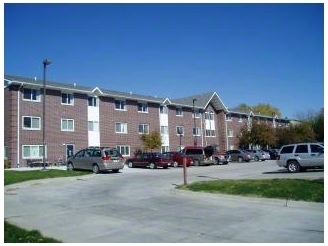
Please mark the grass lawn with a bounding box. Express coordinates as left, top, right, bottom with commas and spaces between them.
177, 178, 324, 203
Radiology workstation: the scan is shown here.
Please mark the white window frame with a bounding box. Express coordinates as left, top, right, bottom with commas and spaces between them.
115, 100, 127, 111
238, 115, 243, 122
61, 93, 74, 105
205, 111, 214, 120
226, 114, 232, 121
138, 124, 149, 134
23, 88, 41, 102
205, 129, 216, 137
227, 129, 234, 137
115, 122, 128, 134
116, 145, 130, 156
61, 119, 74, 131
88, 96, 98, 107
160, 106, 168, 114
176, 107, 183, 116
22, 116, 41, 130
137, 102, 148, 113
176, 126, 184, 135
88, 121, 99, 132
193, 127, 201, 136
22, 145, 46, 159
192, 109, 201, 118
160, 125, 168, 134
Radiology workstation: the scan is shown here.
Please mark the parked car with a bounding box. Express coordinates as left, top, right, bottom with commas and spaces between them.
180, 146, 216, 166
262, 149, 279, 160
205, 145, 229, 165
245, 149, 269, 161
126, 152, 172, 169
226, 149, 253, 163
276, 142, 324, 173
66, 147, 125, 174
162, 151, 193, 167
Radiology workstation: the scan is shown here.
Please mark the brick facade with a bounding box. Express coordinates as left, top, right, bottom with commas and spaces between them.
4, 75, 292, 167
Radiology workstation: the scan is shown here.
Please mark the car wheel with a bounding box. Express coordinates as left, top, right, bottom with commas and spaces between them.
287, 160, 300, 173
214, 157, 220, 165
194, 159, 200, 166
112, 169, 119, 173
128, 162, 133, 168
173, 161, 179, 168
238, 157, 243, 163
149, 162, 157, 169
255, 156, 259, 162
92, 164, 100, 174
67, 162, 74, 171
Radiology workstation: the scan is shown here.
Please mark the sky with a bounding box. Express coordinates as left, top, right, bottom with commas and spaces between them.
4, 2, 324, 119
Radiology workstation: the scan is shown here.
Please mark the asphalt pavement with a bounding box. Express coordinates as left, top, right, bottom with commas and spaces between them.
4, 160, 324, 243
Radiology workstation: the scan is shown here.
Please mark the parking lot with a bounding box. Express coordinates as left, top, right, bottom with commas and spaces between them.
4, 160, 324, 243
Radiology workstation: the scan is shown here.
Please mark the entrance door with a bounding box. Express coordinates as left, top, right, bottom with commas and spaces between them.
66, 144, 75, 161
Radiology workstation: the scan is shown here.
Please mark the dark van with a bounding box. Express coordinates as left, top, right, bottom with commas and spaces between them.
180, 146, 215, 166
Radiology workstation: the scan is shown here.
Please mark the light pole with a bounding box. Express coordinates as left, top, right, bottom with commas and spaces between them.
42, 59, 51, 170
192, 98, 197, 146
177, 128, 183, 151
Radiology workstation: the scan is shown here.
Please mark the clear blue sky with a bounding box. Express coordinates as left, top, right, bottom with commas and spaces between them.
4, 3, 324, 119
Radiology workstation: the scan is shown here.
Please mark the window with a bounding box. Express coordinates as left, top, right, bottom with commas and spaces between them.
161, 146, 169, 153
88, 97, 98, 107
137, 102, 148, 113
295, 144, 308, 153
176, 107, 183, 116
116, 145, 130, 156
61, 93, 74, 105
205, 130, 216, 137
23, 88, 40, 101
160, 106, 168, 114
115, 122, 127, 133
23, 145, 45, 159
310, 144, 324, 153
138, 124, 149, 134
238, 115, 243, 122
23, 116, 41, 130
193, 109, 201, 118
61, 119, 74, 131
176, 126, 184, 135
280, 146, 294, 154
204, 111, 214, 120
226, 114, 232, 121
160, 125, 168, 134
88, 121, 99, 131
193, 127, 201, 136
115, 100, 126, 110
227, 129, 233, 137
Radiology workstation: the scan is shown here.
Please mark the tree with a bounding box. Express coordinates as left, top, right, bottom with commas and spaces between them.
140, 130, 162, 152
238, 122, 276, 149
234, 103, 281, 117
275, 122, 316, 146
295, 108, 324, 142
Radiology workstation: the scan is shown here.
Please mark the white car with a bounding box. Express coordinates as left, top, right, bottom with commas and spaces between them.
276, 142, 324, 173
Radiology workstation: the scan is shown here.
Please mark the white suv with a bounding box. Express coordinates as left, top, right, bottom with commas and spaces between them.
276, 142, 324, 173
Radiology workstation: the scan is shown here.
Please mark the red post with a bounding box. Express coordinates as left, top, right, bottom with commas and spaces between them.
183, 157, 187, 185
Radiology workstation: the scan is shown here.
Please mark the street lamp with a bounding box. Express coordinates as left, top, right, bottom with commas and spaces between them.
192, 98, 197, 146
177, 128, 183, 151
42, 59, 51, 170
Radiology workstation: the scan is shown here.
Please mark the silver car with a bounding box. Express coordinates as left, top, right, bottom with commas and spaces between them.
276, 142, 324, 173
66, 147, 125, 174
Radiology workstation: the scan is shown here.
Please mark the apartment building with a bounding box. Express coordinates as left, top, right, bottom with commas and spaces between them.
4, 75, 291, 167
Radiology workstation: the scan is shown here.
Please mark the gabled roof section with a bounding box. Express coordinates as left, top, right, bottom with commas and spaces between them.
4, 74, 93, 93
4, 75, 165, 103
170, 91, 228, 112
162, 98, 172, 105
100, 88, 165, 103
